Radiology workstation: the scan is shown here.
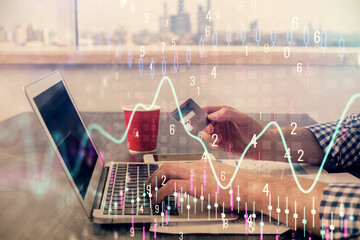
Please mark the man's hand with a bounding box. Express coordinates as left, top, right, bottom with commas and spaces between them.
202, 106, 269, 159
146, 158, 328, 235
146, 158, 255, 206
201, 105, 324, 164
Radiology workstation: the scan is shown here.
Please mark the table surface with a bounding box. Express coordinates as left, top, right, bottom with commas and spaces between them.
0, 112, 319, 240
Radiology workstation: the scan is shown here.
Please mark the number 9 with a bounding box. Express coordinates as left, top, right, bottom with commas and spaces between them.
264, 43, 269, 53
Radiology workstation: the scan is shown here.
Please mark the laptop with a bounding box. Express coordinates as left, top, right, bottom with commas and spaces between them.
24, 71, 235, 224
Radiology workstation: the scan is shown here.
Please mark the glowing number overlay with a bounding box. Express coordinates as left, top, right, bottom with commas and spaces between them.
212, 134, 218, 147
161, 175, 166, 186
290, 122, 297, 135
263, 183, 269, 196
84, 75, 360, 194
170, 124, 175, 135
297, 63, 302, 73
251, 134, 257, 148
190, 76, 195, 86
264, 43, 270, 53
298, 149, 304, 162
314, 31, 321, 43
223, 219, 228, 229
130, 227, 135, 237
284, 47, 290, 58
221, 171, 225, 181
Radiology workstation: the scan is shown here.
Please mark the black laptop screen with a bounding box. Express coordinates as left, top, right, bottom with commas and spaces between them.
34, 81, 98, 199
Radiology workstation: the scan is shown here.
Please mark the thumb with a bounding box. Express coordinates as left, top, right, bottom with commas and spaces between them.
208, 107, 248, 123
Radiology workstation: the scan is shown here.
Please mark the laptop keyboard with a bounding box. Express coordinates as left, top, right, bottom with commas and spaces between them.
102, 163, 178, 216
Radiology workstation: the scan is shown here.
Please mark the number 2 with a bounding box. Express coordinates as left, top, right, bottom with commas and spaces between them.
212, 134, 218, 147
161, 175, 166, 186
297, 149, 304, 162
291, 122, 297, 135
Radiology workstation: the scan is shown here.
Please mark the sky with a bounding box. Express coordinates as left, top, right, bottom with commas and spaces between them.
0, 0, 359, 34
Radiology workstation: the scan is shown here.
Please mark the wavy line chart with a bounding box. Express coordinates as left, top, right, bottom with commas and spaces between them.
0, 76, 358, 195
83, 76, 360, 194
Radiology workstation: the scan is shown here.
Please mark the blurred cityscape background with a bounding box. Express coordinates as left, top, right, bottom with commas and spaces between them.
0, 0, 360, 47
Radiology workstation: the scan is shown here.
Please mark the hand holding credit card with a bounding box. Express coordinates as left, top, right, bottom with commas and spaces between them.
170, 98, 210, 135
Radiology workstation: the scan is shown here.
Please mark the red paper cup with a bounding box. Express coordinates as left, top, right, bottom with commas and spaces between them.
123, 105, 160, 153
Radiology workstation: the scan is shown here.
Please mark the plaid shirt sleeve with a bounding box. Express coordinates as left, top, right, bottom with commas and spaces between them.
306, 113, 360, 171
306, 114, 360, 239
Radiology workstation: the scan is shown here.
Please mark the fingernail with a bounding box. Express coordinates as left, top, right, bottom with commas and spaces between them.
209, 124, 214, 133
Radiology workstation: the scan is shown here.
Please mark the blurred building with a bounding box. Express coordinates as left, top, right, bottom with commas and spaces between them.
170, 0, 191, 38
197, 0, 212, 42
158, 3, 169, 41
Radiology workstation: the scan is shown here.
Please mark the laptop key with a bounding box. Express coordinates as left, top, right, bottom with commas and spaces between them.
124, 207, 136, 215
138, 207, 150, 215
110, 210, 123, 215
110, 205, 123, 210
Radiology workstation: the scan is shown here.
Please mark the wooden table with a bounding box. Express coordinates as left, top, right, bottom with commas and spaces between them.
0, 112, 319, 240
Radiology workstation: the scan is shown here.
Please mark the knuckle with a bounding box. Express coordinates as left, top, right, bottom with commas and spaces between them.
166, 179, 175, 186
161, 163, 170, 171
221, 108, 230, 115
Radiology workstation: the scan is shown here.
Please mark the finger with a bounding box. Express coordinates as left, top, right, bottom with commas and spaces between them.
201, 131, 215, 144
202, 122, 214, 134
202, 129, 223, 144
146, 162, 184, 185
201, 131, 226, 151
152, 179, 188, 205
208, 107, 248, 123
202, 105, 235, 114
147, 163, 189, 189
202, 106, 222, 114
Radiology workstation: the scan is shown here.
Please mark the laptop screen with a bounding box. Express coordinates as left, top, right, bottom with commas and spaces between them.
33, 81, 98, 199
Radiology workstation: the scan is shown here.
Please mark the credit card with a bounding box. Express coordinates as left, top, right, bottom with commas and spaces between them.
170, 98, 210, 135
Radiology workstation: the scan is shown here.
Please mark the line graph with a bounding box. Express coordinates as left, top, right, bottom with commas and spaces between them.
83, 76, 360, 194
1, 76, 358, 195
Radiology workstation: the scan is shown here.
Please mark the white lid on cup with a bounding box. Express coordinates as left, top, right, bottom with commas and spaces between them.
123, 104, 160, 112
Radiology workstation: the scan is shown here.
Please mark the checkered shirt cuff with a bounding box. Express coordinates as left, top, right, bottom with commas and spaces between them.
306, 113, 360, 171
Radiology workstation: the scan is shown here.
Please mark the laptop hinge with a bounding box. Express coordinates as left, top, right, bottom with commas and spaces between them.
92, 166, 109, 211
